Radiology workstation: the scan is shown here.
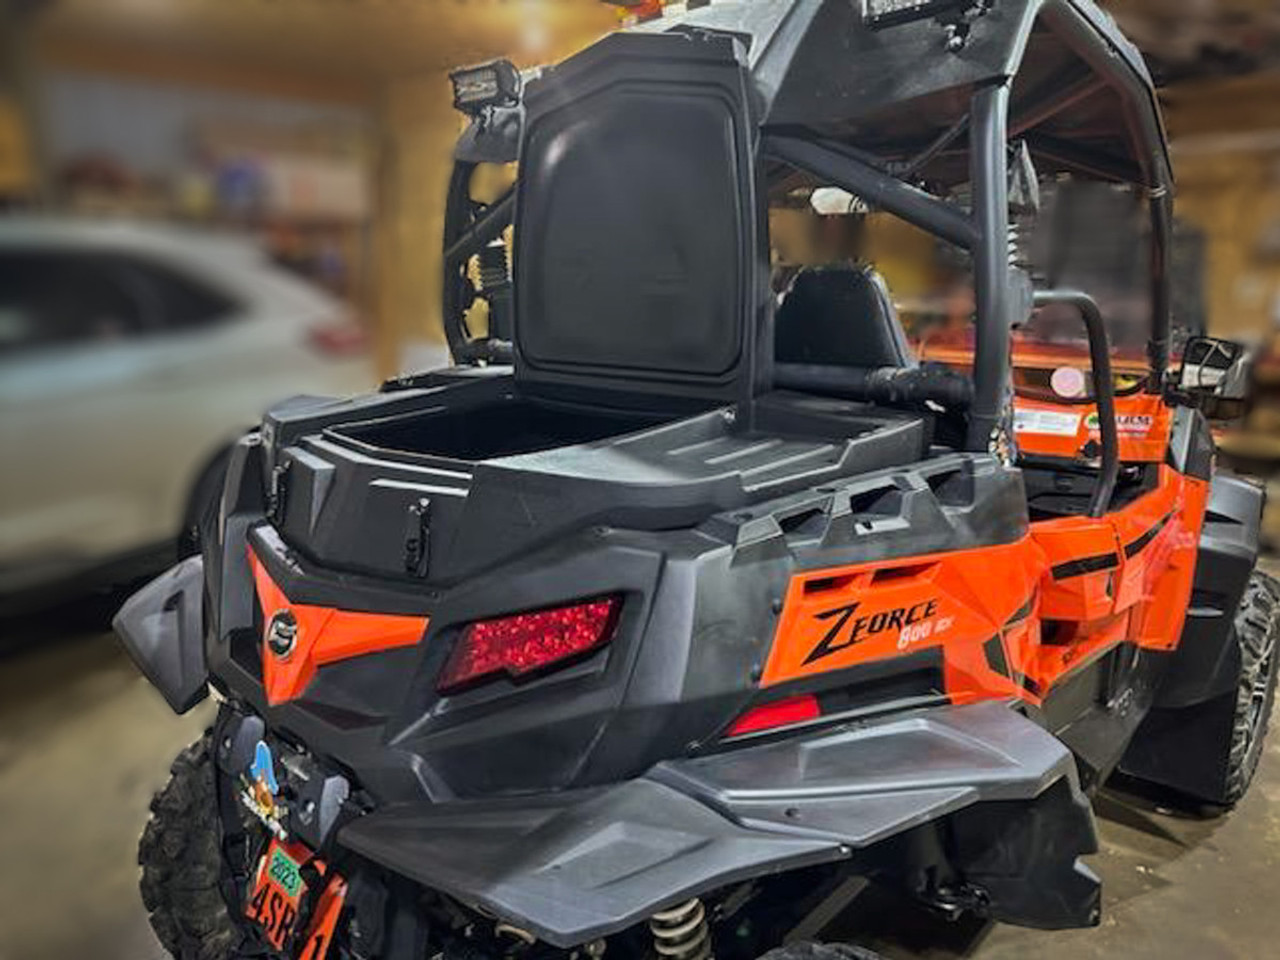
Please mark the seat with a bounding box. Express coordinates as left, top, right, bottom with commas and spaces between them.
774, 265, 916, 369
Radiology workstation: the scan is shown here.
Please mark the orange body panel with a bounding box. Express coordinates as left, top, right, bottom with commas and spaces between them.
1015, 393, 1172, 463
762, 538, 1047, 703
1127, 473, 1208, 651
766, 410, 1210, 711
920, 340, 1152, 378
249, 550, 429, 706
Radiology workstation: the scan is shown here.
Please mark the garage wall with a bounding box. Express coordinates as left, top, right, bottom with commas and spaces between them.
1167, 71, 1280, 341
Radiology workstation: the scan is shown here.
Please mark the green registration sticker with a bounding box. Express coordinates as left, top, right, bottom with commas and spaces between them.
267, 847, 304, 900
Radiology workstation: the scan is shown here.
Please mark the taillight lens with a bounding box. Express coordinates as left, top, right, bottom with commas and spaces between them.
725, 694, 821, 737
437, 596, 621, 693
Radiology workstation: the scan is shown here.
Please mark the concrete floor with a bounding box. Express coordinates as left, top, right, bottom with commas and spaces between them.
2, 592, 1278, 960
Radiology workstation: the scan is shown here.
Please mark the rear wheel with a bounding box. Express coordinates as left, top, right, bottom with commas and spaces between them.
139, 734, 256, 960
1222, 571, 1280, 805
1119, 569, 1280, 813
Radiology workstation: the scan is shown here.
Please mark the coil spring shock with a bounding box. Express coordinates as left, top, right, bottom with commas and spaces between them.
477, 240, 510, 293
649, 898, 711, 960
477, 239, 513, 340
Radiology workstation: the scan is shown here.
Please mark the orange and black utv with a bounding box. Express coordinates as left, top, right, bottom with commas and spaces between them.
116, 3, 1276, 959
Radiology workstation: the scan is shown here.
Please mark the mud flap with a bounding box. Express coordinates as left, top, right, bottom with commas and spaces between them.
339, 702, 1098, 945
113, 556, 209, 714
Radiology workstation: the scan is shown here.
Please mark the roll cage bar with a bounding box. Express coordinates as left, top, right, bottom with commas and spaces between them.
440, 0, 1172, 458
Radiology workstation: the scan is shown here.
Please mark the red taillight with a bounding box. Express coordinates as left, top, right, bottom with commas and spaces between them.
437, 596, 621, 693
726, 694, 821, 737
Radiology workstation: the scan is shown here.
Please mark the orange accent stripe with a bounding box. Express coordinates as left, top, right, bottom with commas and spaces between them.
249, 550, 429, 706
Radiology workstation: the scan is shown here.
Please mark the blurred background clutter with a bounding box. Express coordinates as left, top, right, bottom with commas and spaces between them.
2, 1, 1280, 959
0, 0, 619, 616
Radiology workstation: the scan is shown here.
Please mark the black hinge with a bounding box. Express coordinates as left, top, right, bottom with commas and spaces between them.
403, 498, 431, 577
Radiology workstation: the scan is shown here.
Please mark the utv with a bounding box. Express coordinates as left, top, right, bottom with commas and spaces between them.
117, 2, 1278, 959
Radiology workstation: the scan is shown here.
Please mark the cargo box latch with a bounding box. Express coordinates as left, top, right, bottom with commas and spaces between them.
404, 497, 431, 577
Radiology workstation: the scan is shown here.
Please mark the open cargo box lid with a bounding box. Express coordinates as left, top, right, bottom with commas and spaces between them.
513, 31, 763, 406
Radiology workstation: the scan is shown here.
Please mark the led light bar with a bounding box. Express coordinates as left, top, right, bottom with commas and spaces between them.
450, 60, 522, 116
860, 0, 967, 28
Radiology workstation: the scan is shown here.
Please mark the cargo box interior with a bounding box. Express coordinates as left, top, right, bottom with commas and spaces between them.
329, 396, 686, 461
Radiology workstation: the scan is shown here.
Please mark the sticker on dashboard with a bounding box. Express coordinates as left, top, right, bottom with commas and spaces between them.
1014, 409, 1081, 437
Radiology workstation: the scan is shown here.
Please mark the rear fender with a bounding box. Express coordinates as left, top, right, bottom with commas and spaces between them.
1114, 472, 1265, 801
113, 556, 210, 714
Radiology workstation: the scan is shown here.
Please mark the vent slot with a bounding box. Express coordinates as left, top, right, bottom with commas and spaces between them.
1041, 619, 1074, 646
847, 485, 902, 518
871, 562, 936, 585
778, 505, 828, 540
926, 467, 974, 507
804, 573, 857, 596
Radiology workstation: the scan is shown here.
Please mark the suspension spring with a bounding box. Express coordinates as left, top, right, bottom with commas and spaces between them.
477, 240, 511, 294
649, 898, 711, 960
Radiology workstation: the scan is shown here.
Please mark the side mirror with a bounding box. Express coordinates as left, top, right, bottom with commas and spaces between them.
1179, 336, 1251, 401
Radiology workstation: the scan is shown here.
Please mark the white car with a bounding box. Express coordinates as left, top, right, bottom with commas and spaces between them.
0, 219, 376, 603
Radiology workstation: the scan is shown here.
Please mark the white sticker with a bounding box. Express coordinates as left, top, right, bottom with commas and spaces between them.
1014, 408, 1081, 437
897, 615, 954, 651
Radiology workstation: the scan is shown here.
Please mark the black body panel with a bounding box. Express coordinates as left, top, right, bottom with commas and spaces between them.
113, 556, 209, 714
201, 405, 1023, 806
342, 779, 840, 948
341, 702, 1097, 946
1166, 405, 1215, 482
1038, 645, 1171, 791
261, 384, 930, 588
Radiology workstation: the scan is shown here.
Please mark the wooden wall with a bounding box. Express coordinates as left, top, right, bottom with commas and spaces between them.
1166, 71, 1280, 341
374, 73, 458, 376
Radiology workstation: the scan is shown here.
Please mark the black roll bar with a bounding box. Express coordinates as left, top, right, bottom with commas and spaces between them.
763, 135, 979, 251
1033, 289, 1119, 518
967, 82, 1013, 453
1147, 188, 1173, 387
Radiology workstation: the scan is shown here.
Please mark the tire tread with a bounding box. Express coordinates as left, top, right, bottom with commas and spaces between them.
138, 734, 252, 960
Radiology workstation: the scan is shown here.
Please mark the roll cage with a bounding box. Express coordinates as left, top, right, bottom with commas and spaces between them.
440, 0, 1171, 460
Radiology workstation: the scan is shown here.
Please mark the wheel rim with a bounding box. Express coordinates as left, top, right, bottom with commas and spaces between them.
1249, 648, 1275, 738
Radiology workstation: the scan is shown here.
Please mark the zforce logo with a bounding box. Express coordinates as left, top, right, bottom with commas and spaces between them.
803, 598, 940, 665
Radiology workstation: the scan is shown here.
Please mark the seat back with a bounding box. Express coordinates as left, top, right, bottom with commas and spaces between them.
774, 265, 915, 369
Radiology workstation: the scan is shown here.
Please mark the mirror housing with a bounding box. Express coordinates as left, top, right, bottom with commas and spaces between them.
1179, 336, 1251, 401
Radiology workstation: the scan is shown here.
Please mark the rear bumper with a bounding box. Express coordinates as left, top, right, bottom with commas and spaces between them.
339, 701, 1099, 946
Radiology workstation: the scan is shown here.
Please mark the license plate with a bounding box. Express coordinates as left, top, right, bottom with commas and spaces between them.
246, 838, 347, 959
